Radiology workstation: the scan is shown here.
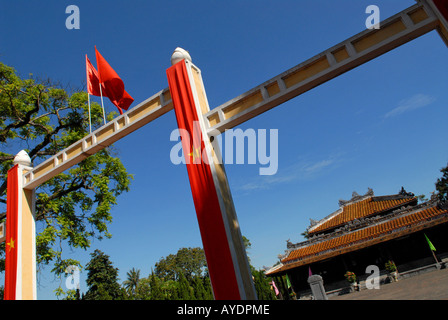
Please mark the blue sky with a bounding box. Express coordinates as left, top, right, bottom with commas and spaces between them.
1, 0, 448, 299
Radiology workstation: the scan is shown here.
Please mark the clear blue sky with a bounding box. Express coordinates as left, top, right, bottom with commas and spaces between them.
1, 0, 447, 300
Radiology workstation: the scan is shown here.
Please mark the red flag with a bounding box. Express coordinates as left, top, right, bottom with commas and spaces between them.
4, 165, 19, 300
106, 88, 134, 115
113, 90, 134, 115
86, 54, 106, 97
167, 60, 242, 300
95, 46, 134, 113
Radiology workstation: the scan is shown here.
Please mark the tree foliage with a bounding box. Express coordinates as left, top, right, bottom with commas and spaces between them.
436, 163, 448, 203
122, 244, 276, 300
84, 249, 125, 300
123, 267, 140, 295
252, 269, 276, 300
154, 247, 207, 281
0, 62, 132, 284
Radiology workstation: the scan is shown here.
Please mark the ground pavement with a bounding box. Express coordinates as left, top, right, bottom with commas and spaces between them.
329, 267, 448, 300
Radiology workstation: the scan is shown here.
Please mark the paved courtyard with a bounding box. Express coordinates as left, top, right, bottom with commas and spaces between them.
330, 268, 448, 300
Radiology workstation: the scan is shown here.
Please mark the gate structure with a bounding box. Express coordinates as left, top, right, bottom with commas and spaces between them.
3, 0, 448, 299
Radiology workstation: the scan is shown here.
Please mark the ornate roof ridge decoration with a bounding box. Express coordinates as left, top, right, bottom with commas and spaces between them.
307, 208, 342, 231
307, 188, 375, 233
307, 187, 418, 234
264, 262, 284, 275
398, 186, 415, 197
338, 187, 375, 207
439, 200, 448, 210
336, 187, 414, 207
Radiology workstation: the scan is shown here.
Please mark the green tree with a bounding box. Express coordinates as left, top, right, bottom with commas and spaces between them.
202, 276, 213, 300
152, 247, 213, 300
177, 272, 193, 299
436, 163, 448, 202
153, 252, 177, 281
148, 272, 163, 300
252, 269, 276, 300
154, 247, 207, 281
135, 277, 151, 300
160, 279, 180, 300
416, 194, 428, 203
149, 237, 261, 300
191, 276, 206, 300
0, 62, 132, 293
123, 267, 140, 296
84, 249, 124, 300
300, 230, 310, 239
57, 287, 81, 300
242, 235, 252, 264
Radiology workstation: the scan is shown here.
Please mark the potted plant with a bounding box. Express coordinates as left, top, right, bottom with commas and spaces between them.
385, 260, 398, 282
344, 271, 358, 291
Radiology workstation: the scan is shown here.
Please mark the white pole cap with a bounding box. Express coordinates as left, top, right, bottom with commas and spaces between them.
13, 150, 32, 167
171, 47, 192, 65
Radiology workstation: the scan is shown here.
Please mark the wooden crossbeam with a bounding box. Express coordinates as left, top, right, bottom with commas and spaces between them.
23, 89, 173, 190
204, 2, 439, 134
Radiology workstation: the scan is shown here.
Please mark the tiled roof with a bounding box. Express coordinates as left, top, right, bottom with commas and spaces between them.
308, 196, 416, 234
269, 205, 448, 274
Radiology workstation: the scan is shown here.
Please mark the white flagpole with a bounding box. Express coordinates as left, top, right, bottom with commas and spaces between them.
98, 83, 107, 125
87, 93, 92, 133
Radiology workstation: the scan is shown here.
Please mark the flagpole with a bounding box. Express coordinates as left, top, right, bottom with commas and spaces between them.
87, 93, 92, 133
98, 83, 107, 125
431, 250, 439, 265
424, 233, 439, 266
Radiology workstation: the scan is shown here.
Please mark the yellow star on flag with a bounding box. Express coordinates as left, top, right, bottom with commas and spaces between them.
188, 146, 202, 162
6, 238, 15, 252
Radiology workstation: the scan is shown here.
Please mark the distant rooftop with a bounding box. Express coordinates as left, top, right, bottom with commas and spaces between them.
307, 187, 416, 235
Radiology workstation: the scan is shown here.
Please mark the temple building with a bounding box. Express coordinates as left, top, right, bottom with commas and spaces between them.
266, 188, 448, 299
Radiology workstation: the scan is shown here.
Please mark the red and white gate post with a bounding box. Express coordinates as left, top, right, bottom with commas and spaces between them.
4, 151, 37, 300
166, 48, 257, 300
